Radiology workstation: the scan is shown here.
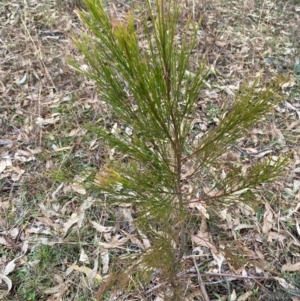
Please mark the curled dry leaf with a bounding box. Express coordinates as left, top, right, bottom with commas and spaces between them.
0, 241, 28, 297
0, 274, 12, 298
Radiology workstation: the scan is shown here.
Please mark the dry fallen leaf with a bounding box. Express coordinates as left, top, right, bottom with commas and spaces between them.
233, 224, 255, 231
128, 235, 144, 250
230, 289, 237, 301
0, 274, 12, 298
43, 283, 65, 295
274, 277, 297, 291
9, 228, 19, 239
237, 291, 252, 301
51, 183, 64, 200
119, 206, 135, 232
91, 221, 113, 233
154, 295, 164, 301
189, 199, 209, 219
0, 139, 12, 147
192, 219, 224, 272
0, 241, 28, 297
97, 237, 129, 249
70, 264, 102, 281
10, 166, 25, 181
14, 150, 35, 162
100, 249, 109, 274
68, 128, 87, 137
267, 231, 286, 243
137, 229, 151, 249
0, 237, 9, 246
0, 160, 7, 173
296, 220, 300, 236
79, 248, 90, 264
270, 124, 285, 145
203, 186, 223, 197
262, 203, 273, 234
281, 262, 300, 272
70, 183, 86, 195
62, 213, 79, 237
36, 113, 61, 126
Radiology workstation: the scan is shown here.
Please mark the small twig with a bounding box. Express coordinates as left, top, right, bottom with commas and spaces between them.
252, 278, 272, 294
198, 271, 273, 280
192, 256, 210, 301
144, 283, 165, 295
232, 144, 272, 157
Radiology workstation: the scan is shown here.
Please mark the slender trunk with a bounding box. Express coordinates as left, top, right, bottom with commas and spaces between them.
176, 150, 185, 259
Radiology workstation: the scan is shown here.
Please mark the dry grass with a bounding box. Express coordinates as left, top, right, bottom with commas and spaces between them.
1, 0, 300, 300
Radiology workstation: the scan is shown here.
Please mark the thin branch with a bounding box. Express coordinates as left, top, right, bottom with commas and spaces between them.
197, 272, 274, 280
192, 255, 210, 301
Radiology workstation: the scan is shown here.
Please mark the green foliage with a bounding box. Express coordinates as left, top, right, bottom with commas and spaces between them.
72, 0, 289, 298
12, 245, 60, 300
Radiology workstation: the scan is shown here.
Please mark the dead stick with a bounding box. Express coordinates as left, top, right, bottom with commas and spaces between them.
192, 256, 210, 301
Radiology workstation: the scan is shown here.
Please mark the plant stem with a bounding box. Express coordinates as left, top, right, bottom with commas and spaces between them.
176, 149, 185, 259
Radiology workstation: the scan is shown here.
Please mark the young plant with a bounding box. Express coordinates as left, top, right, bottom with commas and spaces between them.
72, 0, 288, 298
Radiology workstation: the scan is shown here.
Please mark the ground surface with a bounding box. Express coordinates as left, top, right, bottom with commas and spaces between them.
1, 0, 300, 300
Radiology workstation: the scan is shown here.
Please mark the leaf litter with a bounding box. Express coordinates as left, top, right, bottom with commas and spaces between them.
1, 0, 300, 300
